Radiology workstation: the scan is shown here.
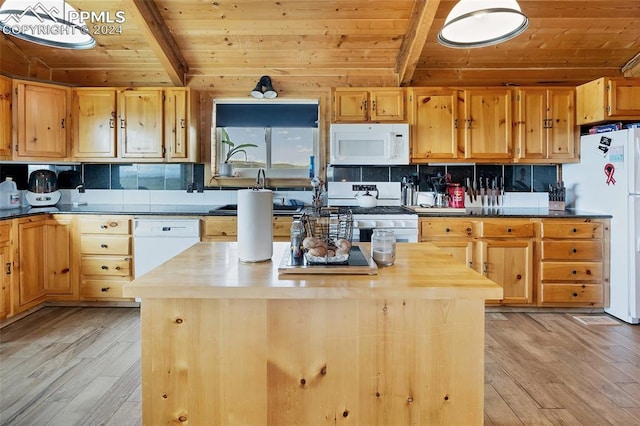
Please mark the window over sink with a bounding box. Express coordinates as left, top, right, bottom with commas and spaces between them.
214, 100, 319, 179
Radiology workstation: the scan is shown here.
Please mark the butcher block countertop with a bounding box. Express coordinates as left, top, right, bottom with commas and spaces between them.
123, 241, 502, 300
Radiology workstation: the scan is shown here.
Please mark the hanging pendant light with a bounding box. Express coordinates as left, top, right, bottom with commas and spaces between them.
0, 0, 96, 49
437, 0, 529, 48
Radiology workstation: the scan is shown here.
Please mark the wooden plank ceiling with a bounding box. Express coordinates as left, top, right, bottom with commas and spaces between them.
1, 0, 639, 94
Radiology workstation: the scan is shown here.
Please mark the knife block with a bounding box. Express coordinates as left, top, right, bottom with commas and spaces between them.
549, 201, 566, 211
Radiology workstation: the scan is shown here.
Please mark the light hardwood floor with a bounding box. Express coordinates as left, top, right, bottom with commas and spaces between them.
1, 307, 639, 425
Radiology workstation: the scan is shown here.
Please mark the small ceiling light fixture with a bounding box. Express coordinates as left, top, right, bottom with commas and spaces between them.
250, 76, 278, 99
437, 0, 529, 48
0, 0, 96, 49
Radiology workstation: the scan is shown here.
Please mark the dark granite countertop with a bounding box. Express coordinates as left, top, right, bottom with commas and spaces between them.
0, 204, 611, 221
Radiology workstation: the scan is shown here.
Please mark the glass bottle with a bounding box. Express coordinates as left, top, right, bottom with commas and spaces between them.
371, 229, 396, 266
290, 220, 305, 265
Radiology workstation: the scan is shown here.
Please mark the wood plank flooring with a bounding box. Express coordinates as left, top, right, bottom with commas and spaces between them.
1, 307, 639, 425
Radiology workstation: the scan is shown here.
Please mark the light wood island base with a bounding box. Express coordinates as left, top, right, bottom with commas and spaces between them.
125, 242, 502, 425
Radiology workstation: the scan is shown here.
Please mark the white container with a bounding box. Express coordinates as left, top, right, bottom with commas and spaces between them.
0, 177, 21, 210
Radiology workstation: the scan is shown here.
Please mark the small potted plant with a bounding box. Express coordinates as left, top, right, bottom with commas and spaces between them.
219, 129, 258, 177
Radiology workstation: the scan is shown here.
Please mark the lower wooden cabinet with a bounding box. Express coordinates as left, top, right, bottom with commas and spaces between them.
201, 216, 295, 242
78, 216, 134, 301
420, 217, 609, 307
538, 219, 609, 306
0, 223, 11, 320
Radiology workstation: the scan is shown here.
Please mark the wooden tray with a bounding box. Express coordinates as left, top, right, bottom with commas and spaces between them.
278, 246, 378, 275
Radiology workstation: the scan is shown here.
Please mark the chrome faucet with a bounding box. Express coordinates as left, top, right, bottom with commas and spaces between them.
256, 168, 266, 190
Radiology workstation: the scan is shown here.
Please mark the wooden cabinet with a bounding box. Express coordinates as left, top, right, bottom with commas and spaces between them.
71, 87, 199, 162
420, 217, 533, 305
119, 89, 164, 159
514, 88, 577, 162
0, 223, 12, 320
202, 216, 295, 243
576, 77, 640, 125
79, 216, 133, 301
13, 80, 70, 160
461, 88, 512, 160
164, 88, 200, 162
539, 219, 609, 306
71, 88, 117, 159
0, 75, 12, 160
474, 220, 534, 305
43, 215, 77, 300
332, 88, 406, 122
409, 88, 461, 162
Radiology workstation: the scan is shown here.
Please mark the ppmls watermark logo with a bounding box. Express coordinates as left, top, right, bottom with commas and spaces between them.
0, 0, 125, 48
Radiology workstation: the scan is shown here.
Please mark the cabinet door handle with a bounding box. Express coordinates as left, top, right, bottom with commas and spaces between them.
372, 100, 377, 111
454, 118, 458, 129
547, 118, 553, 129
180, 118, 185, 129
466, 119, 472, 129
516, 274, 522, 280
60, 118, 65, 128
100, 243, 108, 248
361, 100, 366, 111
483, 262, 488, 274
5, 262, 11, 275
109, 118, 115, 129
120, 119, 125, 129
61, 268, 70, 274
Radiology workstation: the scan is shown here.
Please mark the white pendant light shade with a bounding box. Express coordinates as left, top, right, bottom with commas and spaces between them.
0, 0, 96, 49
438, 0, 529, 48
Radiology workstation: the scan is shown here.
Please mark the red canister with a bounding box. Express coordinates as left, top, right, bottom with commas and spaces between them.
447, 184, 465, 208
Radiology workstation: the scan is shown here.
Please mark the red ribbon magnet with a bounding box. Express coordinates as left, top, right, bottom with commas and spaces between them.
604, 163, 616, 185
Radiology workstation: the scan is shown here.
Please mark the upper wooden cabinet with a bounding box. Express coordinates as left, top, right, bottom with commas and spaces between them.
332, 88, 406, 122
71, 87, 200, 162
576, 77, 640, 125
461, 88, 512, 160
0, 75, 12, 160
72, 88, 117, 159
409, 88, 461, 162
13, 80, 70, 160
514, 88, 577, 162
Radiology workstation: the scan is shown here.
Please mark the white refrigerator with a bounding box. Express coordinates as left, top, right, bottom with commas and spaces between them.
563, 128, 640, 324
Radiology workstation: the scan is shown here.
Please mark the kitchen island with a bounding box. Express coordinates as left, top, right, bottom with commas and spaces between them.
123, 242, 502, 425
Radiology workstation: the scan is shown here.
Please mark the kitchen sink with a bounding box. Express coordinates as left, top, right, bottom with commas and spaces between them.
210, 204, 304, 214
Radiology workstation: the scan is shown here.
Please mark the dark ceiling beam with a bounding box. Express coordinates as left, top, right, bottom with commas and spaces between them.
395, 0, 441, 87
127, 0, 189, 86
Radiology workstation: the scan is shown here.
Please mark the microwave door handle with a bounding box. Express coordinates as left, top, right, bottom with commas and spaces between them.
386, 133, 393, 160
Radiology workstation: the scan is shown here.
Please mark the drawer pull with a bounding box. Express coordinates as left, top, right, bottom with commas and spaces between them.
572, 228, 577, 233
61, 268, 70, 274
100, 225, 107, 229
516, 274, 522, 280
115, 266, 121, 271
5, 262, 11, 275
101, 265, 108, 270
586, 269, 592, 275
572, 248, 577, 253
572, 292, 578, 297
445, 228, 451, 232
572, 270, 577, 275
506, 228, 512, 233
100, 244, 108, 248
101, 287, 110, 292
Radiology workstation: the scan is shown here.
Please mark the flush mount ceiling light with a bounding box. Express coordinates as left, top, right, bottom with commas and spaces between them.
437, 0, 529, 48
250, 76, 278, 99
0, 0, 96, 49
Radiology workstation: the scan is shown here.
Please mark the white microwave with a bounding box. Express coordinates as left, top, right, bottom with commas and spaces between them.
330, 123, 410, 165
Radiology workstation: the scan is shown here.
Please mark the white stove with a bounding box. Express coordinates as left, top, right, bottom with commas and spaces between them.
327, 182, 419, 242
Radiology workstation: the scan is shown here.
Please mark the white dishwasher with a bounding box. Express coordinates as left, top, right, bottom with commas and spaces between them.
133, 218, 201, 278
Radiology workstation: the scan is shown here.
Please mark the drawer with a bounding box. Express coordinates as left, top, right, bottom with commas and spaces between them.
475, 221, 534, 238
0, 223, 10, 243
202, 218, 237, 240
539, 283, 603, 305
80, 279, 128, 299
80, 218, 131, 235
81, 235, 131, 255
82, 256, 132, 277
541, 222, 603, 239
273, 216, 294, 237
420, 220, 473, 238
541, 241, 602, 261
540, 261, 602, 282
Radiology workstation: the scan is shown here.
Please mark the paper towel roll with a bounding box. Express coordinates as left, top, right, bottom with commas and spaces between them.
237, 189, 273, 262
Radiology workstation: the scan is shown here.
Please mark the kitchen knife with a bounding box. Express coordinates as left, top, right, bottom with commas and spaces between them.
480, 179, 485, 206
472, 179, 477, 203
